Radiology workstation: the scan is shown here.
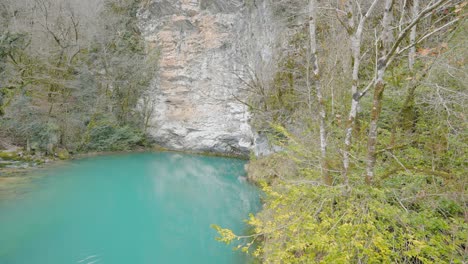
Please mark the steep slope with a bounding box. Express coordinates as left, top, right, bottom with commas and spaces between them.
137, 0, 278, 155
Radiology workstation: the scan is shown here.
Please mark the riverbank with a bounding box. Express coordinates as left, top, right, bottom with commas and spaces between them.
0, 145, 251, 199
0, 150, 68, 200
0, 146, 78, 174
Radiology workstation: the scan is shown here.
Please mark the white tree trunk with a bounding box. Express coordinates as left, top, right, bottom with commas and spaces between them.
309, 0, 330, 184
408, 0, 419, 71
366, 0, 394, 183
342, 0, 380, 183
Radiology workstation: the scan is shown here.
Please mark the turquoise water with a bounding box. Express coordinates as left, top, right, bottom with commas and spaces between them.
0, 152, 260, 264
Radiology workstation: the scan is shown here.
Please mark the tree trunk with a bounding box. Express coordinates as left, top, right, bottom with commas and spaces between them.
408, 0, 419, 71
366, 80, 385, 183
309, 0, 330, 185
365, 0, 453, 182
366, 0, 393, 183
390, 0, 419, 145
26, 138, 31, 152
399, 0, 420, 131
342, 0, 380, 183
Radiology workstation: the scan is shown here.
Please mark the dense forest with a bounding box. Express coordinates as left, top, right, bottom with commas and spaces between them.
0, 0, 156, 157
214, 0, 467, 263
0, 0, 466, 263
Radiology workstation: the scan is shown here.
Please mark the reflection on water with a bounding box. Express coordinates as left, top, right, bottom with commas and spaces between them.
77, 254, 100, 263
0, 152, 260, 264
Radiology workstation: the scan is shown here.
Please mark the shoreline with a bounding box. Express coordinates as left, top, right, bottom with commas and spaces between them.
70, 146, 250, 161
1, 145, 249, 172
0, 146, 252, 198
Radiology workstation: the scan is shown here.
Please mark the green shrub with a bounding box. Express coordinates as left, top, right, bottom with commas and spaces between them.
214, 177, 467, 263
82, 117, 145, 151
214, 127, 467, 263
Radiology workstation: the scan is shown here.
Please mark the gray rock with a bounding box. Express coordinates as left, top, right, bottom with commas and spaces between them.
253, 133, 283, 157
137, 0, 281, 156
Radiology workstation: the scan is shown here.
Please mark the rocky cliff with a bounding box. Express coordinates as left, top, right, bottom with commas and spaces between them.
137, 0, 280, 156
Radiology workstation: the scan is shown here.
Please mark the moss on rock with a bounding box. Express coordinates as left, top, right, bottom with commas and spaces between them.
0, 151, 19, 161
56, 149, 70, 160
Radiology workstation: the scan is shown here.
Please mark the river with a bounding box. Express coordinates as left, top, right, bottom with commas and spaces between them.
0, 152, 260, 263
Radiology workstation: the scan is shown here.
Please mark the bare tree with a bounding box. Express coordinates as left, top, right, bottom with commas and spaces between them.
308, 0, 331, 184
365, 0, 456, 182
341, 0, 380, 184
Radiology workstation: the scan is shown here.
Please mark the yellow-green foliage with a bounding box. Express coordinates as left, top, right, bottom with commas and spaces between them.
215, 123, 467, 263
215, 175, 467, 263
0, 151, 19, 160
56, 148, 70, 160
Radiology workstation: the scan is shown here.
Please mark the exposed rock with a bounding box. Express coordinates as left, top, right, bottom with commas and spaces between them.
253, 133, 284, 157
137, 0, 279, 156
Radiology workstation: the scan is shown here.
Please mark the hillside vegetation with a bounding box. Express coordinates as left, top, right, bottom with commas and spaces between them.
0, 0, 156, 156
214, 0, 467, 263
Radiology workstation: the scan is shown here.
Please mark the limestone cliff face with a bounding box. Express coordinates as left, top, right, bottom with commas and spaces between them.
137, 0, 277, 155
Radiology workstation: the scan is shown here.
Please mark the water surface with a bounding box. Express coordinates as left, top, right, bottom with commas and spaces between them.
0, 152, 260, 263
